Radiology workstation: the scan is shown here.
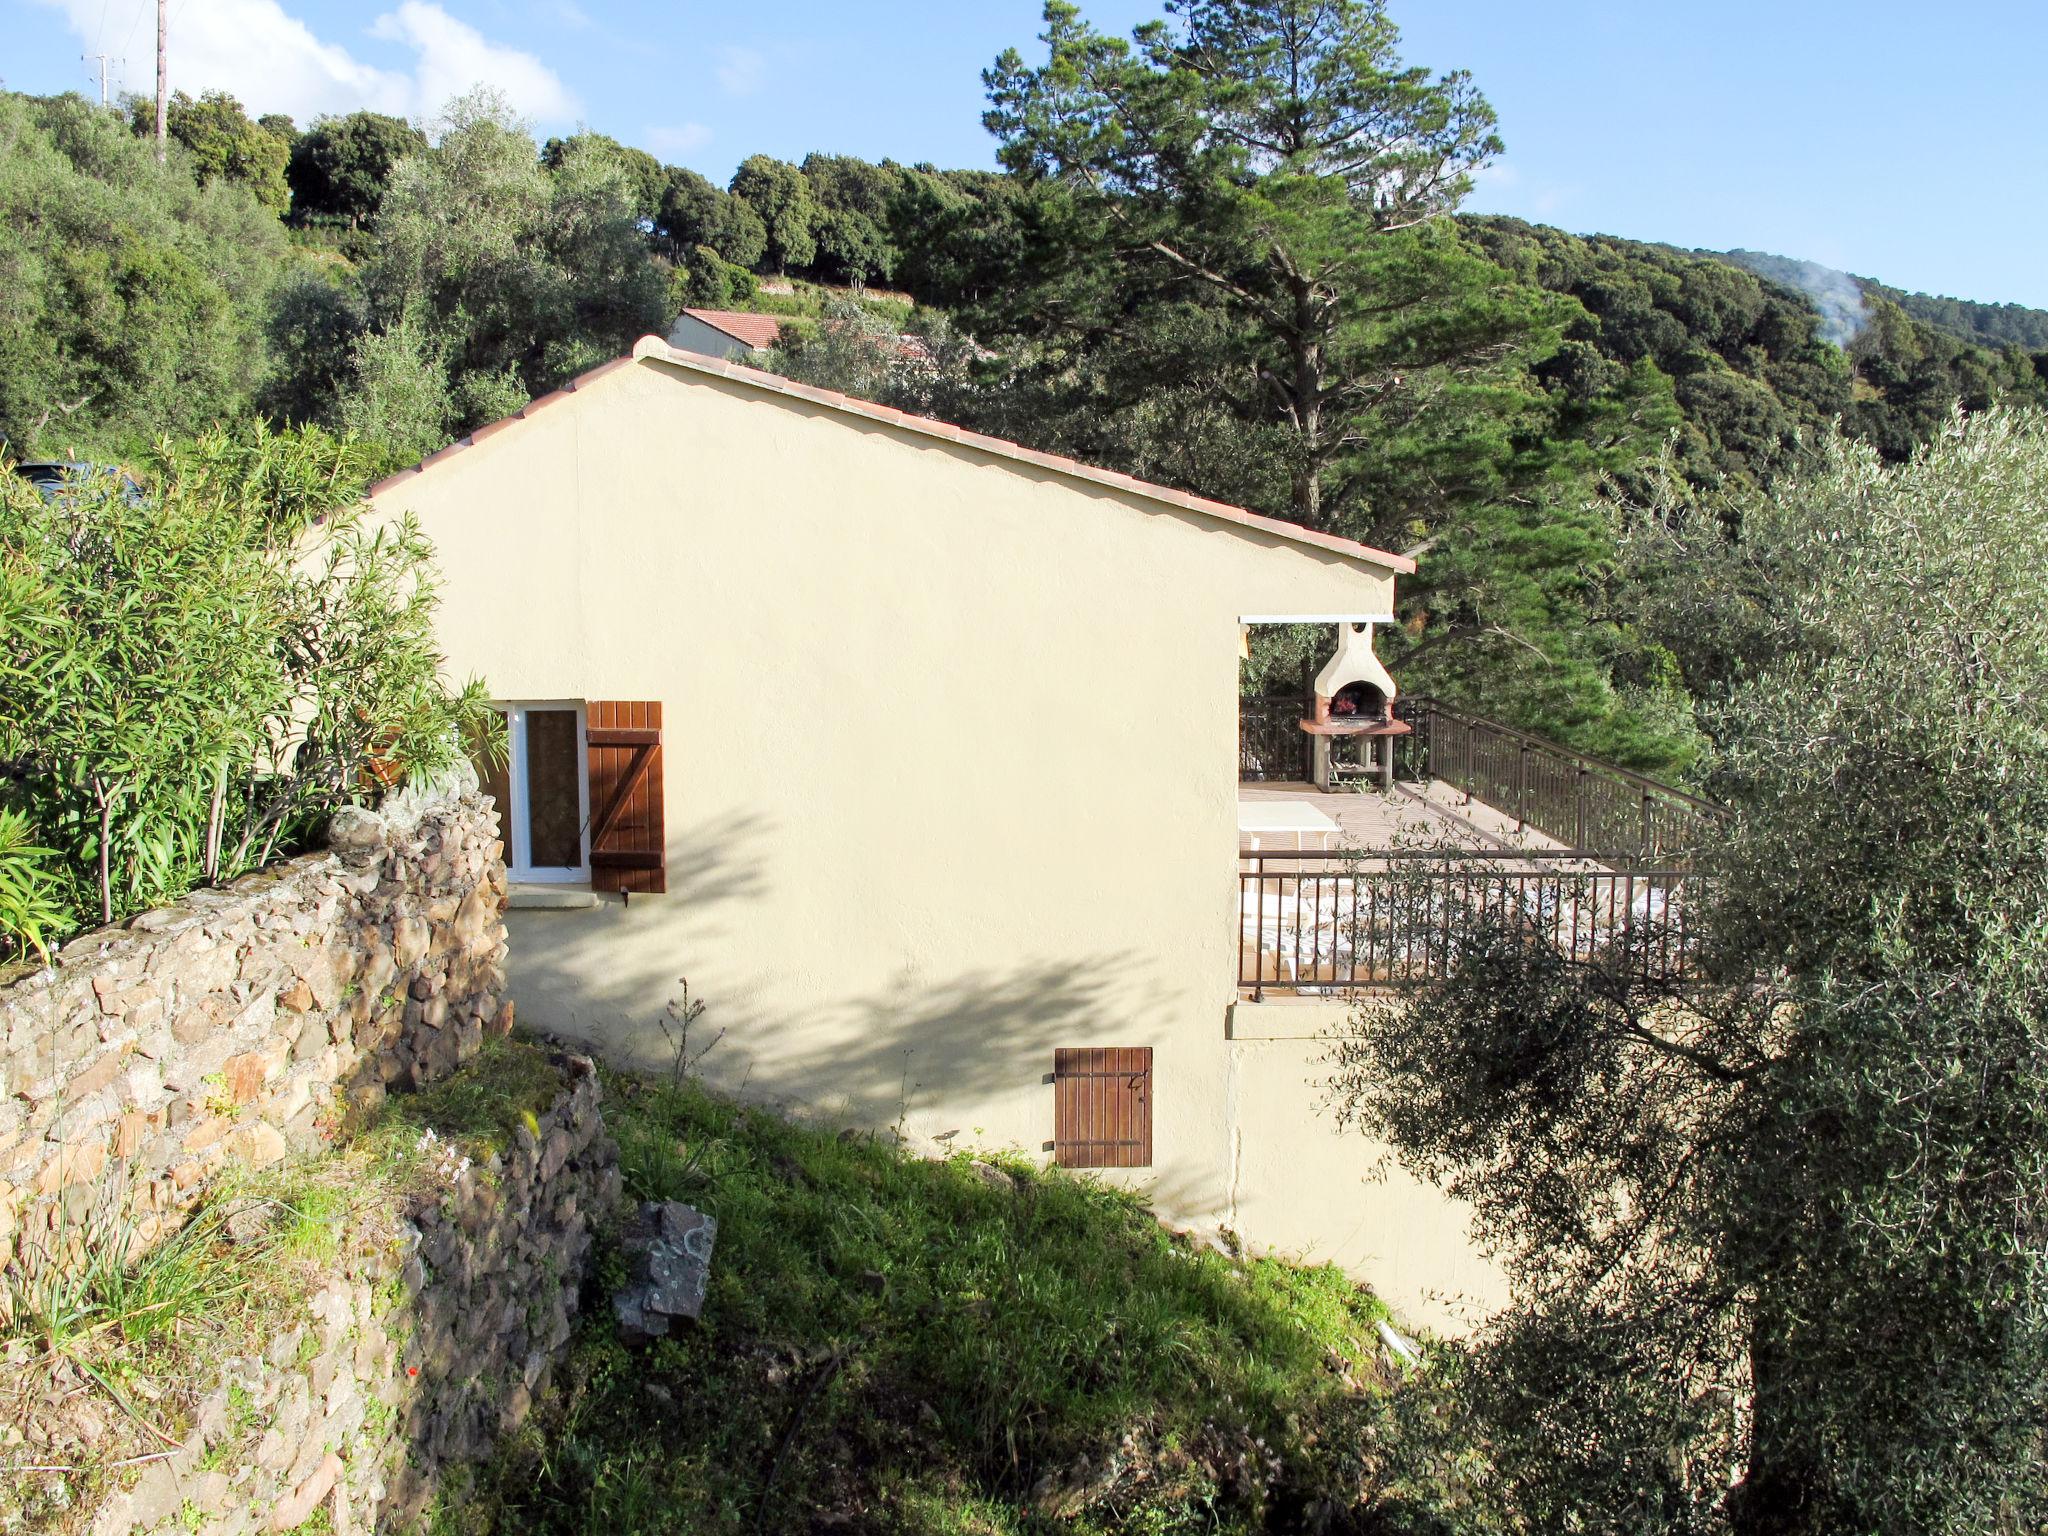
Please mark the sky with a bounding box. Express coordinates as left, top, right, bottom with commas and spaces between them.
5, 0, 2045, 309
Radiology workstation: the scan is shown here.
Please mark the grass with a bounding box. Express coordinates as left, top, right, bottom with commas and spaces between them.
3, 1041, 1429, 1532
4, 1204, 242, 1357
0, 1164, 375, 1528
450, 1069, 1403, 1535
739, 278, 918, 327
368, 1035, 568, 1165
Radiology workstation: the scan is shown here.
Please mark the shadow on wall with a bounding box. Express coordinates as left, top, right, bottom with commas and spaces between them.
662, 810, 776, 911
537, 950, 1143, 1136
825, 958, 1143, 1130
508, 806, 1174, 1146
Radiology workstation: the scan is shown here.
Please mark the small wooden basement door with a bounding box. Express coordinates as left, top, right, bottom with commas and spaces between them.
1052, 1048, 1153, 1168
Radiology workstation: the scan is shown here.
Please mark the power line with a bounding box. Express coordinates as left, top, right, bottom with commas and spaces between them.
119, 0, 148, 67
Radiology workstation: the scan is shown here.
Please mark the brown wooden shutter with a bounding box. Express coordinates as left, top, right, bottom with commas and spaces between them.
585, 702, 665, 894
1052, 1048, 1153, 1168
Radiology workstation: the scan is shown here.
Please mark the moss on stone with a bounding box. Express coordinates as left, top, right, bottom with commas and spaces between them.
376, 1036, 566, 1163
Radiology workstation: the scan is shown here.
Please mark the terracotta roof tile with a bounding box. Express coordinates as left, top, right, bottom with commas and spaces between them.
680, 309, 785, 350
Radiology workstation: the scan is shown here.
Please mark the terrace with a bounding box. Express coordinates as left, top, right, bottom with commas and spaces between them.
1236, 697, 1718, 998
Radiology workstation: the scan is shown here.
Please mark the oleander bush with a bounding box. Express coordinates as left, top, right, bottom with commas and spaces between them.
0, 422, 495, 964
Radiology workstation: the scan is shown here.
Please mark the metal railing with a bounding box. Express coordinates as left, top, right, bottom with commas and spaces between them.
1394, 698, 1723, 859
1238, 696, 1315, 782
1238, 847, 1702, 997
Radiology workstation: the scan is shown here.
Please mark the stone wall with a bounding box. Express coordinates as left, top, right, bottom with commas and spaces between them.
0, 787, 509, 1270
84, 1052, 620, 1535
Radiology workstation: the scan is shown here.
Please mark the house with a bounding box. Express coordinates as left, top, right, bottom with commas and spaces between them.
663, 308, 785, 360
368, 336, 1507, 1332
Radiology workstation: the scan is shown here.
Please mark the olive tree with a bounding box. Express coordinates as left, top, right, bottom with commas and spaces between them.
1333, 410, 2048, 1534
356, 90, 665, 440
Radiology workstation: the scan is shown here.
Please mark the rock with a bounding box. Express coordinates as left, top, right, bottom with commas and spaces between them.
270, 1452, 344, 1531
225, 1202, 276, 1246
613, 1201, 718, 1344
393, 917, 430, 972
971, 1160, 1019, 1195
222, 1050, 268, 1105
230, 1121, 289, 1169
326, 807, 387, 854
112, 1110, 154, 1160
33, 1137, 104, 1196
499, 1378, 532, 1434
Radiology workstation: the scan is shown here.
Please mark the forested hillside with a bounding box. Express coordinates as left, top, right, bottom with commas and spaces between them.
4, 17, 2045, 775
1717, 246, 2048, 352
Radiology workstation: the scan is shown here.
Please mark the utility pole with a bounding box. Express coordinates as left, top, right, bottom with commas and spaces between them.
154, 0, 168, 162
83, 52, 118, 108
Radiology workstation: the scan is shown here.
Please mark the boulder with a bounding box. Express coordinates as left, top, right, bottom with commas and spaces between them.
613, 1201, 717, 1344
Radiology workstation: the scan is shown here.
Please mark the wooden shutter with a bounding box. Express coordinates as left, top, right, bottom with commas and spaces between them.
586, 702, 665, 894
1052, 1048, 1153, 1168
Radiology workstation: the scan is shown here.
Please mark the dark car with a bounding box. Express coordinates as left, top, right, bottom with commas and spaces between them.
11, 460, 146, 504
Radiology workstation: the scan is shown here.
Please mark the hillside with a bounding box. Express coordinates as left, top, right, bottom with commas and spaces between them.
1463, 219, 2048, 490
447, 1068, 1418, 1534
1715, 247, 2048, 352
7, 82, 2047, 774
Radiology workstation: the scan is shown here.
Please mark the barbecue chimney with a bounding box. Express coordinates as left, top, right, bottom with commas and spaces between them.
1298, 622, 1408, 790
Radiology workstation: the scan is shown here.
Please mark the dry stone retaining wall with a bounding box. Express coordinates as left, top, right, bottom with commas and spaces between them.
0, 787, 510, 1271
86, 1053, 620, 1535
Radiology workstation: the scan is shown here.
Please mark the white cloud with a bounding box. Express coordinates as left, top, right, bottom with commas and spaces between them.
1468, 159, 1575, 219
646, 123, 712, 158
32, 0, 577, 126
369, 2, 577, 122
714, 44, 763, 98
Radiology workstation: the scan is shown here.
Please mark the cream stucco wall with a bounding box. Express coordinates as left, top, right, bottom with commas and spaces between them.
1226, 1004, 1508, 1332
373, 353, 1498, 1333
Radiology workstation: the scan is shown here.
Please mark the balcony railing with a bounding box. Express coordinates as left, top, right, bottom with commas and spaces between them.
1238, 695, 1316, 782
1236, 694, 1724, 860
1395, 698, 1723, 859
1238, 847, 1702, 997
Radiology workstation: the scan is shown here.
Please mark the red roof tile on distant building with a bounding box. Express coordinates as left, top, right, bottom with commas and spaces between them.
679, 309, 784, 350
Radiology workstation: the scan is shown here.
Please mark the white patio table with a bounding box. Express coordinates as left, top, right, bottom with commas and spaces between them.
1236, 799, 1341, 851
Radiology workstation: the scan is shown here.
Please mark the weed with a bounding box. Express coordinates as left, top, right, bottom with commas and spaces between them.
4, 1202, 243, 1354
654, 976, 721, 1086
362, 1396, 397, 1443
200, 1071, 236, 1119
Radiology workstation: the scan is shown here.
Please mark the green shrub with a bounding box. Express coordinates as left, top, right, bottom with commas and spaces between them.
670, 245, 759, 311
0, 425, 496, 944
0, 808, 67, 966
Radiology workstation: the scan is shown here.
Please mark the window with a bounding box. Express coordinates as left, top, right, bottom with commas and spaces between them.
1052, 1048, 1153, 1168
481, 702, 590, 883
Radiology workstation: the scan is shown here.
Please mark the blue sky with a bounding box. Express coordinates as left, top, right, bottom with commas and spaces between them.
8, 0, 2045, 308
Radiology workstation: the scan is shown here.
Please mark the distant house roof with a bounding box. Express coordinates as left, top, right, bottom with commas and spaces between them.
368, 337, 1416, 577
679, 309, 785, 350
